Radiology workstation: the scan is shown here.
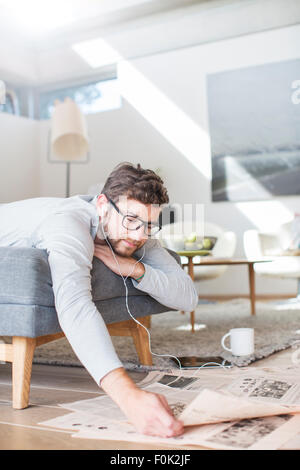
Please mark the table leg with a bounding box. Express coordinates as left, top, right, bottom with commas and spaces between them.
181, 266, 187, 315
188, 257, 195, 332
248, 262, 256, 315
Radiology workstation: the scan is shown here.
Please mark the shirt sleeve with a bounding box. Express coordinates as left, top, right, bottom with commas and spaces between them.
131, 239, 198, 312
36, 212, 123, 385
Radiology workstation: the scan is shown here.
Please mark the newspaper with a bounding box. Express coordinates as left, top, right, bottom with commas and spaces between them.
71, 414, 300, 450
38, 366, 300, 450
280, 430, 300, 450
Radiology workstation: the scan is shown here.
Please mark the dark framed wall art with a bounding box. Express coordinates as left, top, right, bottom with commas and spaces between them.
207, 58, 300, 202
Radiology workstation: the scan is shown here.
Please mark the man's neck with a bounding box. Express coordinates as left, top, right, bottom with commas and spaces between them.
94, 235, 107, 246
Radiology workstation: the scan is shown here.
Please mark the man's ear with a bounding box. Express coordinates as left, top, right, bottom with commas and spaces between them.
96, 194, 109, 218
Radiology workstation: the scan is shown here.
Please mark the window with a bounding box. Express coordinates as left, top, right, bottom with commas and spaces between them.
39, 77, 122, 119
0, 89, 20, 115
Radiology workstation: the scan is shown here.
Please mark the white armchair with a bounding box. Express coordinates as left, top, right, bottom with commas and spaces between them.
243, 223, 300, 301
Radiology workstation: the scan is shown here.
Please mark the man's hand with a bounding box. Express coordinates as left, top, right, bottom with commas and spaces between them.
101, 368, 184, 438
121, 388, 184, 438
94, 244, 144, 280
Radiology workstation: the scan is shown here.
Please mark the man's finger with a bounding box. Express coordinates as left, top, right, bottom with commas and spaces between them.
158, 396, 184, 434
158, 394, 178, 418
155, 403, 184, 435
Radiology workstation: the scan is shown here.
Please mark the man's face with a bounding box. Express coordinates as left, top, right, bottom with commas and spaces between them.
96, 194, 161, 256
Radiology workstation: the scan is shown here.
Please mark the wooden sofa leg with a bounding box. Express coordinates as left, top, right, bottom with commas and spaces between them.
12, 337, 36, 409
131, 321, 152, 366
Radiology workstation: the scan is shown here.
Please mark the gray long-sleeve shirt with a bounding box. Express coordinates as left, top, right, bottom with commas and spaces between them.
0, 194, 198, 384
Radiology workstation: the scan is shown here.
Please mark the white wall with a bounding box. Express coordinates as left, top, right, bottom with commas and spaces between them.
0, 113, 39, 203
38, 23, 300, 296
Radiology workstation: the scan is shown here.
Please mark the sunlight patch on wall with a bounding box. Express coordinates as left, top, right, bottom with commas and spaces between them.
236, 200, 294, 232
118, 60, 211, 179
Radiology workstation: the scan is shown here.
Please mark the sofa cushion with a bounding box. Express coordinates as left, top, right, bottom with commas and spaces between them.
0, 295, 174, 337
0, 247, 180, 306
0, 248, 54, 307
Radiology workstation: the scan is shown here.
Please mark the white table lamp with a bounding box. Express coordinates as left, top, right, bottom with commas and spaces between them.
48, 97, 89, 197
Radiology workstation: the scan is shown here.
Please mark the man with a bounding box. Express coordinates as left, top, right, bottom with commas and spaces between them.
0, 162, 198, 438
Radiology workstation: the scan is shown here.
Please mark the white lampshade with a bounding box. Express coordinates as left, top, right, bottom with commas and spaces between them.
51, 97, 89, 162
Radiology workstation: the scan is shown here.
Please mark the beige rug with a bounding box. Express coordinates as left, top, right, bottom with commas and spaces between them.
31, 298, 300, 371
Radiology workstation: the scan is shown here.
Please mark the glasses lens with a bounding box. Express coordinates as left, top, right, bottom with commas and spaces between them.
123, 216, 141, 230
122, 216, 161, 236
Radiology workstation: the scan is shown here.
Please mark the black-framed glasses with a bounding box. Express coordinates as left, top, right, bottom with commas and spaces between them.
106, 196, 162, 237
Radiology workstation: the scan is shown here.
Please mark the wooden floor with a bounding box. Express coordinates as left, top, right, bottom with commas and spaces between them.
0, 347, 298, 450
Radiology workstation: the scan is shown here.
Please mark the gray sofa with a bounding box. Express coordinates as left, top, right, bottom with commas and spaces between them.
0, 246, 180, 409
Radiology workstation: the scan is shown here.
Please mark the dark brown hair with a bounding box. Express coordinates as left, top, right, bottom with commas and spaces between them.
101, 162, 169, 205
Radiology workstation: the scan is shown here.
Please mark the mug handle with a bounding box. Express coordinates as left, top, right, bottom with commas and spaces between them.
221, 332, 232, 352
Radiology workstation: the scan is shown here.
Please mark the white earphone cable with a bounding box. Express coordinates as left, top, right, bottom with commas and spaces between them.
100, 222, 183, 369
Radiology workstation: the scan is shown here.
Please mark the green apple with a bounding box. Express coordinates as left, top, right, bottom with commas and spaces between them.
202, 238, 212, 249
186, 232, 197, 243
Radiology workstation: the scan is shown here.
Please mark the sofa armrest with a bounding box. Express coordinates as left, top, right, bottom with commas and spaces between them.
212, 231, 237, 258
165, 248, 181, 266
243, 230, 264, 259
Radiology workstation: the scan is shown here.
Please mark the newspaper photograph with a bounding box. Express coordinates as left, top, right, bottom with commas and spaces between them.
225, 371, 300, 405
137, 369, 236, 392
201, 414, 300, 450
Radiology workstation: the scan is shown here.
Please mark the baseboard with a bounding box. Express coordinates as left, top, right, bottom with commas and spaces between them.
198, 293, 297, 301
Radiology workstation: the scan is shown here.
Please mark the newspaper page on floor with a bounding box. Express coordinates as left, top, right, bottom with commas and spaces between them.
38, 366, 300, 450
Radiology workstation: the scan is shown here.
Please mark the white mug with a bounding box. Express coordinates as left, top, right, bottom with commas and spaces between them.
221, 328, 254, 356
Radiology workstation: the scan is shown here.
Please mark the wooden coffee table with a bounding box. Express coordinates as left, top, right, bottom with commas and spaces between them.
176, 251, 272, 332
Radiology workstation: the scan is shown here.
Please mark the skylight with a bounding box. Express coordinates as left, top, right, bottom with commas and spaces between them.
0, 0, 155, 37
0, 0, 79, 35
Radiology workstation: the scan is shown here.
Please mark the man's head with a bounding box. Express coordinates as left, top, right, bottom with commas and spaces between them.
96, 162, 169, 256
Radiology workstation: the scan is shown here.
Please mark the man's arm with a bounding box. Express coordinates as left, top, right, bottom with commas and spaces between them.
36, 212, 124, 384
36, 213, 183, 438
132, 239, 198, 312
94, 239, 198, 312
